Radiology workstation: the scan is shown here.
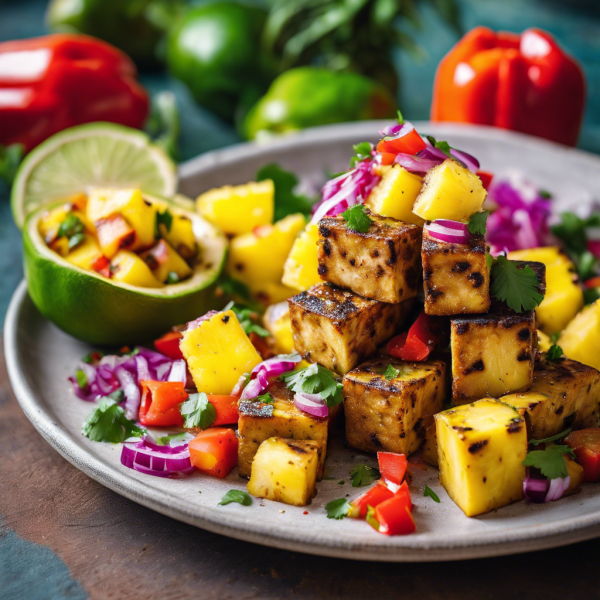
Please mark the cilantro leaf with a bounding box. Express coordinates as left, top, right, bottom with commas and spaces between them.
219, 489, 253, 506
155, 432, 189, 446
490, 256, 545, 313
426, 135, 453, 158
342, 204, 372, 233
75, 369, 88, 389
486, 251, 494, 271
82, 397, 144, 443
256, 392, 274, 404
166, 271, 180, 284
396, 109, 404, 125
350, 464, 381, 487
325, 498, 351, 519
256, 163, 315, 220
230, 304, 270, 338
155, 208, 173, 237
57, 213, 86, 249
522, 445, 576, 479
546, 343, 564, 361
468, 211, 489, 236
530, 428, 571, 447
384, 364, 400, 380
552, 212, 600, 280
349, 142, 373, 168
424, 485, 440, 503
180, 393, 216, 429
283, 363, 343, 409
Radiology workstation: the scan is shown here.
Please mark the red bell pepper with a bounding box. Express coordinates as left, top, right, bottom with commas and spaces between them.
431, 27, 586, 146
139, 381, 186, 427
377, 452, 408, 486
376, 126, 426, 156
386, 310, 446, 361
564, 428, 600, 482
154, 331, 184, 360
349, 481, 394, 518
584, 276, 600, 290
0, 34, 148, 152
209, 395, 240, 427
372, 495, 416, 535
476, 170, 494, 192
188, 428, 238, 478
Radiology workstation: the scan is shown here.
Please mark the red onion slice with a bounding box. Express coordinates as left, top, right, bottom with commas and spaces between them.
167, 359, 187, 384
121, 439, 196, 478
379, 122, 414, 139
545, 476, 570, 502
450, 148, 480, 172
424, 221, 471, 245
293, 392, 328, 419
523, 469, 570, 503
394, 152, 442, 174
186, 310, 220, 331
238, 353, 302, 400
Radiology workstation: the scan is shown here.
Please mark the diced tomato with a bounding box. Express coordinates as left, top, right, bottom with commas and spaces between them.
139, 380, 186, 427
91, 255, 109, 273
583, 276, 600, 290
249, 331, 275, 360
349, 481, 394, 518
565, 428, 600, 482
379, 152, 397, 166
377, 452, 407, 485
208, 395, 240, 426
154, 331, 184, 360
476, 170, 494, 191
377, 127, 426, 156
386, 310, 446, 361
188, 428, 238, 478
374, 493, 416, 535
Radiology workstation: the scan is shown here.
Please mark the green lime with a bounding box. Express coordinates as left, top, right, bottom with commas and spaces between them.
12, 122, 177, 229
23, 199, 227, 346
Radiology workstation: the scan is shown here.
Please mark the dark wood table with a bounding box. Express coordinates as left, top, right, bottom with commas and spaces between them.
2, 339, 600, 600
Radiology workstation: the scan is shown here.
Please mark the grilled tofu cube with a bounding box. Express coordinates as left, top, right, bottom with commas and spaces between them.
317, 213, 422, 304
435, 399, 527, 517
558, 300, 600, 371
343, 358, 446, 455
288, 283, 411, 375
451, 306, 536, 401
422, 227, 490, 315
247, 437, 321, 506
501, 356, 600, 440
421, 419, 439, 466
237, 382, 329, 479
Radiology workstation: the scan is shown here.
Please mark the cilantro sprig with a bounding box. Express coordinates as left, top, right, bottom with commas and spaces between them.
530, 428, 571, 447
256, 392, 274, 404
426, 135, 453, 158
228, 303, 270, 338
82, 396, 145, 443
489, 255, 545, 313
349, 142, 373, 168
342, 204, 372, 233
468, 211, 489, 236
57, 213, 85, 250
325, 498, 351, 519
546, 342, 564, 361
219, 490, 252, 506
384, 364, 400, 380
283, 363, 343, 409
424, 485, 440, 503
522, 445, 576, 479
180, 392, 216, 429
350, 465, 380, 487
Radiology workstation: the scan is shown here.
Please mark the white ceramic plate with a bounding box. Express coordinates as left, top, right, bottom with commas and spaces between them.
6, 122, 600, 562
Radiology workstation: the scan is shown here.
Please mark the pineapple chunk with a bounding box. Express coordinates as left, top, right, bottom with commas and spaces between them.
252, 281, 298, 306
197, 180, 274, 235
288, 283, 411, 375
559, 301, 600, 370
451, 307, 536, 401
65, 234, 105, 271
142, 239, 192, 283
282, 223, 321, 291
317, 212, 422, 304
501, 356, 600, 440
413, 159, 487, 222
365, 165, 425, 226
110, 250, 162, 288
422, 228, 490, 315
95, 214, 136, 259
39, 204, 70, 244
247, 437, 321, 506
180, 309, 262, 394
227, 214, 305, 290
343, 357, 446, 455
237, 382, 329, 479
537, 330, 552, 352
435, 399, 527, 517
263, 302, 295, 354
508, 246, 583, 334
161, 214, 197, 260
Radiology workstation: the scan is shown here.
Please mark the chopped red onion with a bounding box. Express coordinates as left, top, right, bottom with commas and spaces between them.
293, 392, 328, 419
424, 221, 470, 244
186, 310, 219, 331
379, 122, 414, 139
546, 476, 571, 502
394, 152, 442, 174
167, 359, 187, 384
523, 469, 570, 503
239, 353, 302, 400
450, 148, 479, 172
121, 438, 195, 478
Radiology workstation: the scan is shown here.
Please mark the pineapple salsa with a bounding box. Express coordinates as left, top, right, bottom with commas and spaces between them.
68, 115, 600, 537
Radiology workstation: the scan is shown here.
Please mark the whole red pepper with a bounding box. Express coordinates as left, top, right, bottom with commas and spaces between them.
431, 27, 586, 146
0, 34, 149, 151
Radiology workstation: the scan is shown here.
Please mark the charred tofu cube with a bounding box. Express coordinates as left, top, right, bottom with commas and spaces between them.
343, 357, 446, 455
422, 227, 490, 315
435, 399, 527, 517
237, 382, 329, 479
501, 356, 600, 440
451, 307, 536, 401
288, 283, 411, 375
317, 213, 421, 304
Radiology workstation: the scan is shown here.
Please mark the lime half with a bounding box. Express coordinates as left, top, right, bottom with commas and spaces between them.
12, 122, 177, 229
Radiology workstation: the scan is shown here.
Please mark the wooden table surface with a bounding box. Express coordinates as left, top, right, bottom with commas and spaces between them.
2, 339, 600, 600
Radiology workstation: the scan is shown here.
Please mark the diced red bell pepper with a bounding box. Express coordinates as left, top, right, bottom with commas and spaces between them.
379, 151, 397, 166
249, 331, 275, 360
583, 276, 600, 290
386, 310, 447, 361
377, 127, 426, 156
188, 428, 238, 478
349, 481, 394, 518
139, 380, 186, 427
476, 170, 494, 191
208, 395, 240, 427
374, 492, 416, 535
154, 331, 184, 360
377, 452, 408, 486
565, 428, 600, 482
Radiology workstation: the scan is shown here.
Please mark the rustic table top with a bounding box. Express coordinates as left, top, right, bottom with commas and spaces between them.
2, 338, 600, 600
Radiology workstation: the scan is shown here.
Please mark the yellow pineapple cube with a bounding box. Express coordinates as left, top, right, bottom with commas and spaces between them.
413, 159, 487, 222
226, 214, 305, 290
537, 330, 552, 352
435, 399, 527, 517
559, 301, 600, 371
142, 239, 192, 283
197, 180, 274, 235
247, 437, 321, 506
180, 309, 262, 394
38, 204, 70, 244
365, 165, 425, 226
65, 234, 104, 270
264, 302, 295, 354
282, 223, 321, 291
251, 281, 298, 306
109, 250, 162, 288
160, 214, 197, 260
508, 246, 583, 334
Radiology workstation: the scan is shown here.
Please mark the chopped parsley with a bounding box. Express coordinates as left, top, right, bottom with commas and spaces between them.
219, 490, 252, 506
342, 204, 372, 233
546, 342, 564, 361
522, 445, 576, 479
155, 208, 173, 237
350, 464, 380, 487
468, 210, 489, 236
325, 497, 351, 519
490, 255, 545, 313
180, 392, 216, 429
229, 304, 270, 338
256, 392, 274, 404
155, 432, 189, 446
75, 369, 88, 389
57, 213, 86, 249
384, 364, 401, 380
424, 485, 440, 503
283, 363, 343, 409
82, 397, 144, 443
530, 428, 571, 447
349, 142, 373, 168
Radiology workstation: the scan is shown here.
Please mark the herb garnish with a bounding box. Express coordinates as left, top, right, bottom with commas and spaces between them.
155, 432, 189, 446
424, 485, 440, 503
350, 465, 380, 487
219, 490, 253, 506
546, 342, 564, 361
522, 445, 575, 479
155, 208, 173, 237
530, 428, 571, 447
82, 397, 144, 443
342, 204, 372, 233
256, 392, 274, 404
166, 272, 180, 284
425, 135, 453, 158
283, 363, 343, 408
489, 255, 545, 313
325, 498, 351, 519
57, 213, 85, 249
75, 368, 88, 389
229, 304, 270, 338
384, 364, 400, 380
180, 392, 216, 429
349, 142, 374, 168
468, 210, 489, 236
